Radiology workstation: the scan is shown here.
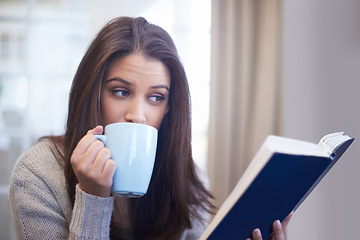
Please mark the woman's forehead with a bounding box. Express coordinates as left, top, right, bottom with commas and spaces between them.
106, 54, 171, 88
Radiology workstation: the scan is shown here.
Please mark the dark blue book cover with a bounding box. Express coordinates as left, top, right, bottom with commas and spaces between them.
201, 133, 354, 240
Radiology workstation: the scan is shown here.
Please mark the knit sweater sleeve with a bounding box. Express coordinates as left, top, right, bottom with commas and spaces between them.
9, 141, 115, 240
70, 186, 114, 239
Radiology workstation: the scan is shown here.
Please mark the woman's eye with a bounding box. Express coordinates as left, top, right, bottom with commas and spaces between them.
113, 89, 129, 97
149, 95, 164, 102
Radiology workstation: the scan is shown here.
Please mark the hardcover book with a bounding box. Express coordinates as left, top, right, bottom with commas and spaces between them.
200, 132, 354, 239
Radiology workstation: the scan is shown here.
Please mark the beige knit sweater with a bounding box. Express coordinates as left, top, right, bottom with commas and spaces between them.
9, 141, 209, 240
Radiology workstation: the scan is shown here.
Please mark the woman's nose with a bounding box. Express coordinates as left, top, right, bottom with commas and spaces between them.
124, 98, 146, 124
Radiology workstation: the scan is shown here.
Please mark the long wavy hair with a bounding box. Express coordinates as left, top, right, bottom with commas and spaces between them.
50, 17, 214, 239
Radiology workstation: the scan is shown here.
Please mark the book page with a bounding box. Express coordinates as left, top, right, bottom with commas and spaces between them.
317, 132, 351, 155
267, 135, 328, 157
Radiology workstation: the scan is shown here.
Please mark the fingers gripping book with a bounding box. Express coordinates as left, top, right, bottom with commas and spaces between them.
201, 132, 354, 240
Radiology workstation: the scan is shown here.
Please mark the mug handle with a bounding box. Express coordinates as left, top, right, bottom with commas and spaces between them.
95, 135, 106, 144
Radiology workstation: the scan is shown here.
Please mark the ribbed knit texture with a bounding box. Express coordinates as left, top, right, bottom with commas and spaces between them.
9, 141, 210, 240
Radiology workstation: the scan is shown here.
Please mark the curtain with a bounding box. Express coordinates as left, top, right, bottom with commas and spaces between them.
207, 0, 284, 208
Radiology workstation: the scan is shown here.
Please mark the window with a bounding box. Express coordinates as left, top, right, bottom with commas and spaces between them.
0, 1, 210, 238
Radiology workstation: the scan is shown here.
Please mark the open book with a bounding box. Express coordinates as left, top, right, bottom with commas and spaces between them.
200, 132, 354, 240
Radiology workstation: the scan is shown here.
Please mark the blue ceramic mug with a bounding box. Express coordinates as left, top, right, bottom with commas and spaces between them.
96, 122, 158, 197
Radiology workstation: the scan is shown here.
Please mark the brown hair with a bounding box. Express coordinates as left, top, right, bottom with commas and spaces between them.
54, 16, 213, 239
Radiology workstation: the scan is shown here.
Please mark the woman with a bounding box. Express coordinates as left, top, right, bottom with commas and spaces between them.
10, 17, 289, 239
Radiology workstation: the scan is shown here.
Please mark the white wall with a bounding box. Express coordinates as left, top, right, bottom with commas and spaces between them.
283, 0, 360, 239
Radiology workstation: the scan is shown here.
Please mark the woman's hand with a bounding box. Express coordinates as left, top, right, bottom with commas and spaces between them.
71, 126, 116, 197
246, 211, 293, 240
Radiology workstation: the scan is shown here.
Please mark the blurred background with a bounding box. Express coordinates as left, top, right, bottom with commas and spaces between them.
0, 0, 359, 239
0, 0, 210, 238
283, 1, 360, 239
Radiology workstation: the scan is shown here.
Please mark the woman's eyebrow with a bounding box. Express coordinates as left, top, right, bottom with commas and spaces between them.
106, 77, 132, 85
151, 85, 170, 92
106, 77, 169, 91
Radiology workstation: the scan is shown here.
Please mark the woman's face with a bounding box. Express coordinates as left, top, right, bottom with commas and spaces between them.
101, 54, 170, 130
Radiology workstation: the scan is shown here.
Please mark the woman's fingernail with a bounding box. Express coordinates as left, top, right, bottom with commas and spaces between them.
274, 220, 281, 229
254, 228, 262, 237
